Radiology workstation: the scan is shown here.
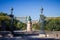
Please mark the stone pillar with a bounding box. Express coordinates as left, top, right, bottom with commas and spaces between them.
27, 16, 32, 32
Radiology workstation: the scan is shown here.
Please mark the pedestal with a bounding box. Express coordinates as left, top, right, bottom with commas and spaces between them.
27, 21, 32, 32
39, 30, 46, 37
39, 34, 46, 37
39, 31, 49, 38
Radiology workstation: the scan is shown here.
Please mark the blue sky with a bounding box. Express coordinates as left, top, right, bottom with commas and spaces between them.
0, 0, 60, 20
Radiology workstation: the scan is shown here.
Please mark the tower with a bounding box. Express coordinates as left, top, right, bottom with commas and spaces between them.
27, 16, 32, 32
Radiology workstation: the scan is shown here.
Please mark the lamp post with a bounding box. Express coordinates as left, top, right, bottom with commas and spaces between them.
9, 8, 14, 35
39, 7, 45, 34
39, 7, 46, 37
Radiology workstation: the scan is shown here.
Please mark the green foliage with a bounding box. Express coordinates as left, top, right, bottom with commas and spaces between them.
0, 12, 27, 31
32, 17, 60, 31
0, 12, 10, 31
15, 21, 26, 30
45, 18, 60, 31
32, 23, 40, 30
0, 12, 8, 16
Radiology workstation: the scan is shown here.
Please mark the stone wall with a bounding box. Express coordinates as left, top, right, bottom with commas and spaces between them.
45, 31, 60, 38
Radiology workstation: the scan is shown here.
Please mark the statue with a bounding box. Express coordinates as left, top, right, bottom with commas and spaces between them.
27, 16, 32, 31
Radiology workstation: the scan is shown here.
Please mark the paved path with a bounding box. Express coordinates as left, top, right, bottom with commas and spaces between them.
0, 36, 60, 40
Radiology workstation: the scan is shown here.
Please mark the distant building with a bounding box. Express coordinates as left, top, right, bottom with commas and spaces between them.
46, 17, 60, 20
15, 16, 60, 24
15, 16, 27, 23
32, 20, 38, 24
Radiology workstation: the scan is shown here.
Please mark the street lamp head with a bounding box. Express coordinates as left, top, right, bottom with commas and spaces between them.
11, 8, 14, 14
11, 8, 13, 11
41, 7, 43, 14
9, 7, 14, 18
